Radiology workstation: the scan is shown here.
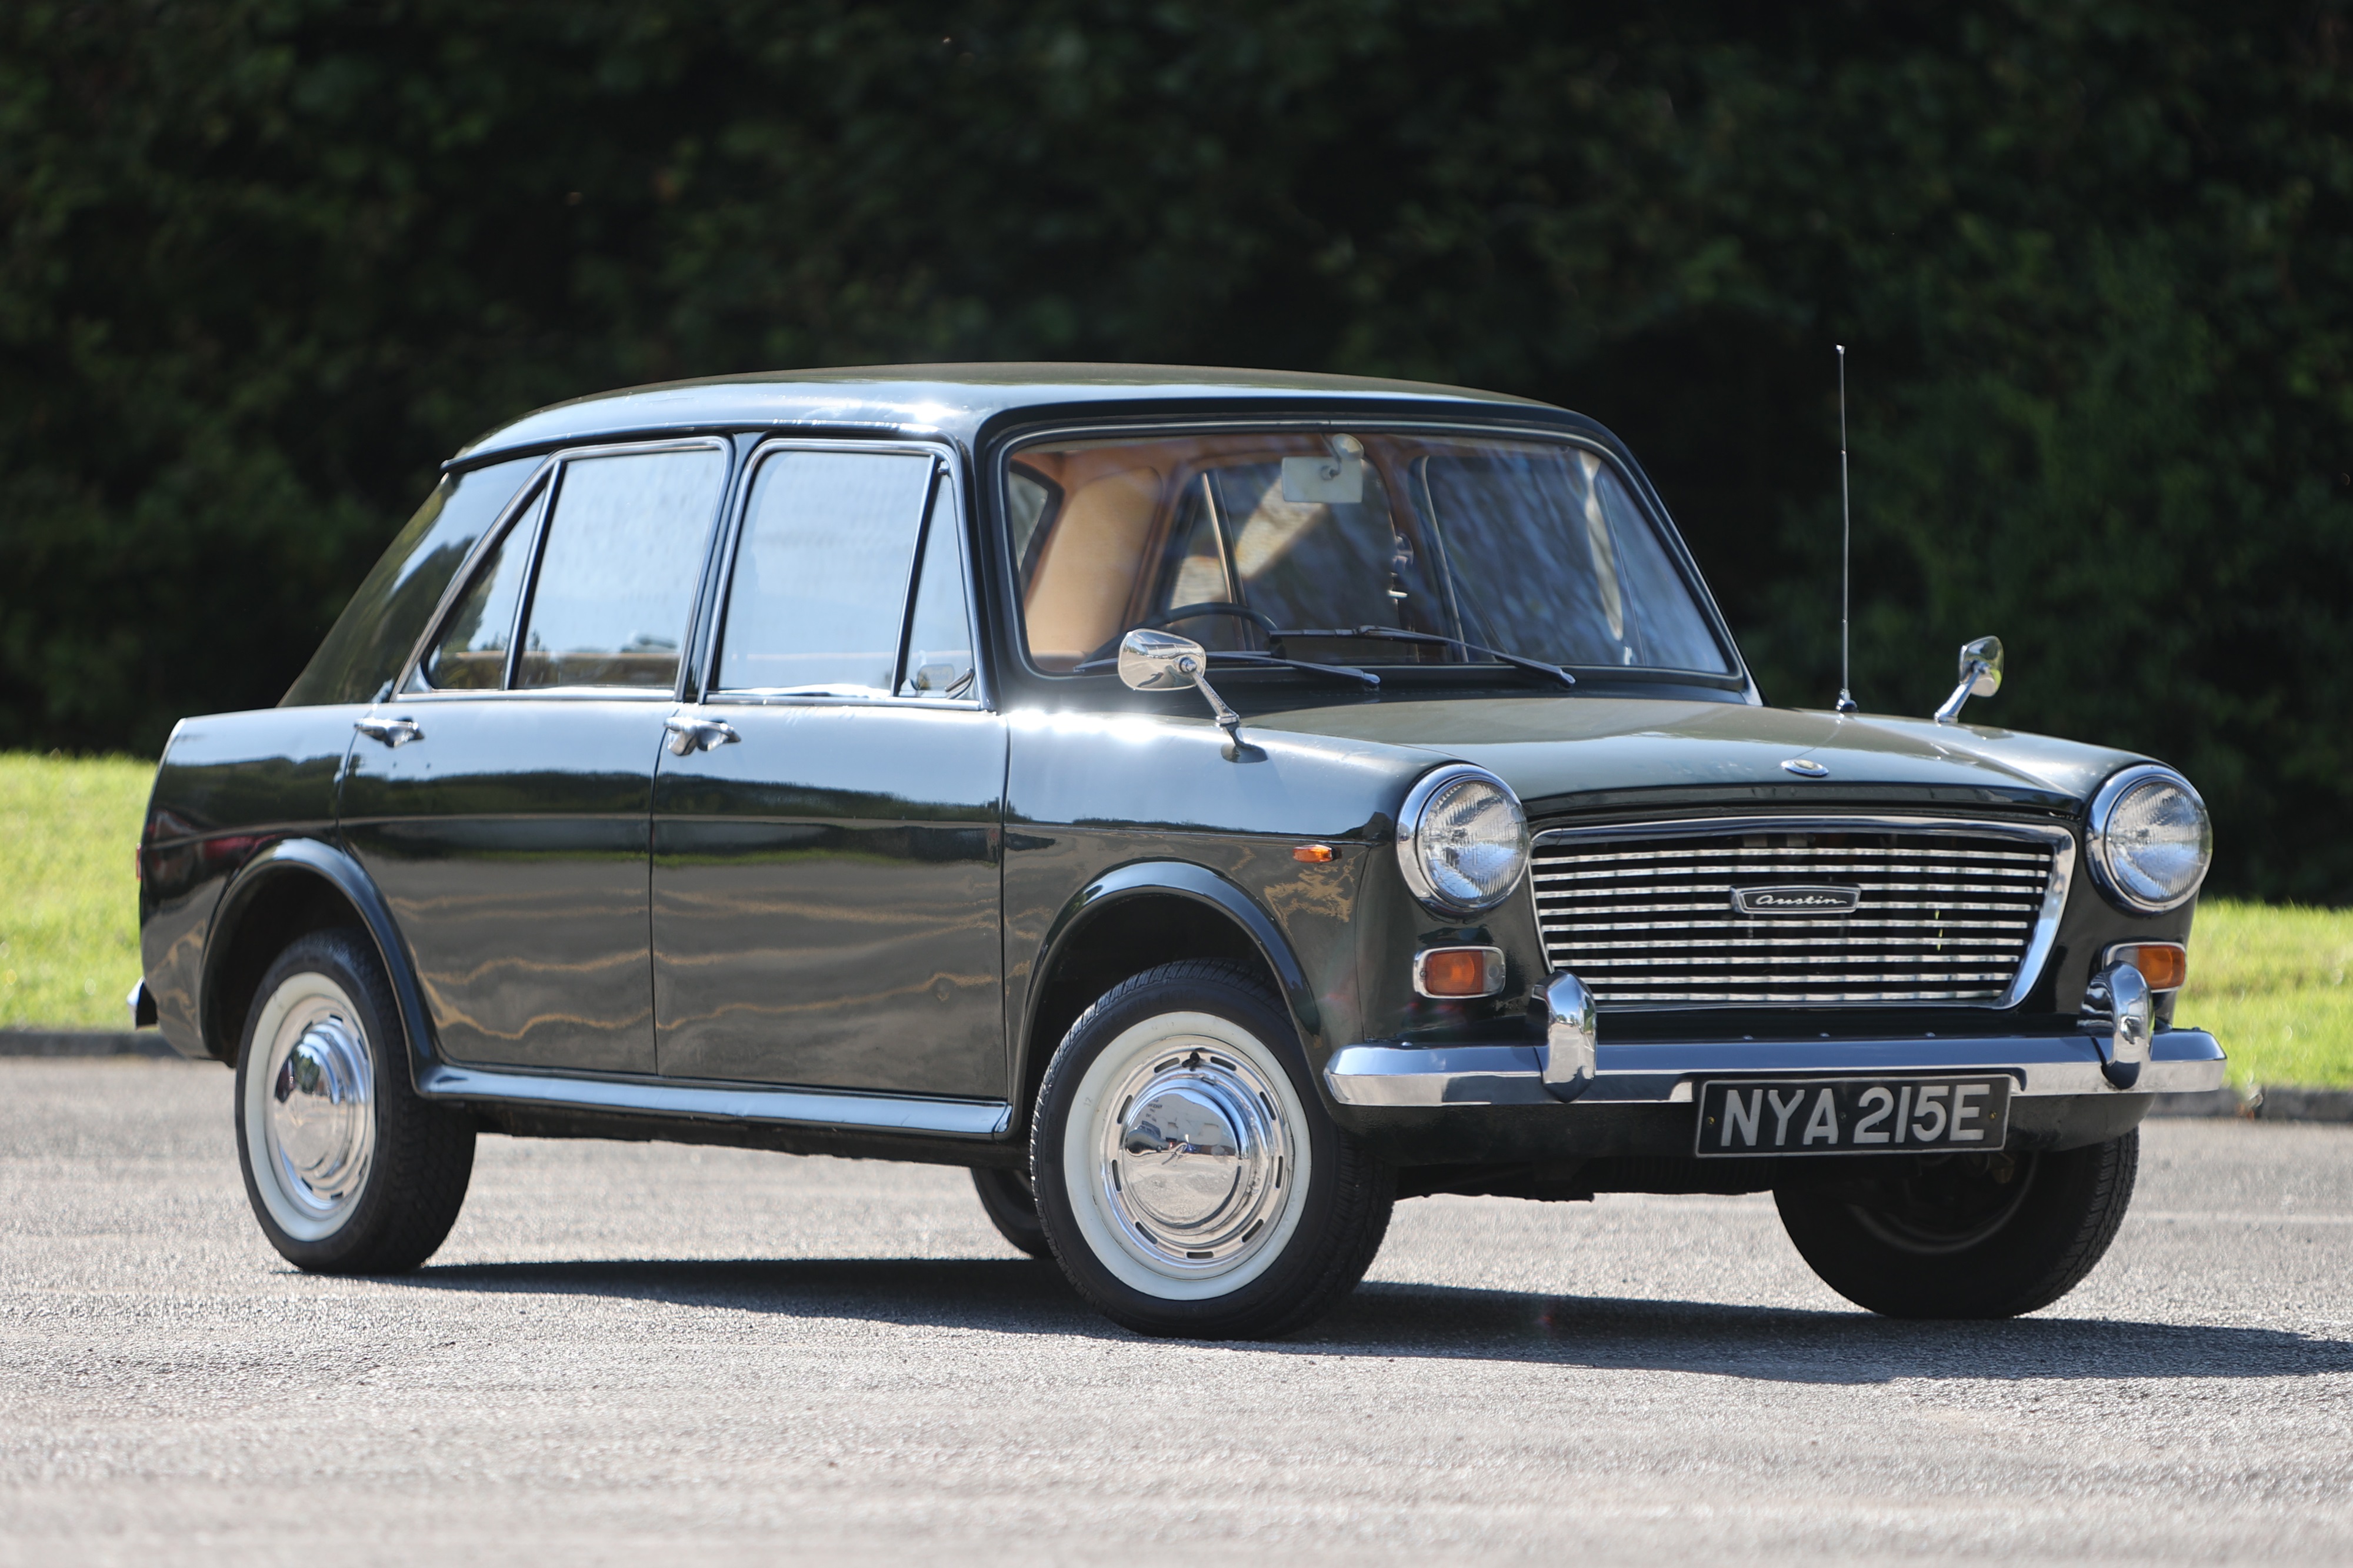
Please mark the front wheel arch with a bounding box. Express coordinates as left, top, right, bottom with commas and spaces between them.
1015, 864, 1321, 1135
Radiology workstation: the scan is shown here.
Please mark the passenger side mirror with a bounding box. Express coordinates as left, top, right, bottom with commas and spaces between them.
1117, 628, 1208, 692
1118, 628, 1252, 757
1934, 635, 2003, 725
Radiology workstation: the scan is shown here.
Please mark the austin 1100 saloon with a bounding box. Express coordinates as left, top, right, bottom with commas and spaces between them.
132, 365, 2222, 1338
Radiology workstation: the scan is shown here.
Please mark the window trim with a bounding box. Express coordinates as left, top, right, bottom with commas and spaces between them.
691, 436, 987, 712
988, 416, 1751, 694
395, 437, 735, 701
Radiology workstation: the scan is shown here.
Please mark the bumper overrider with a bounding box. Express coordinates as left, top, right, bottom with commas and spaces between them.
1327, 968, 2226, 1110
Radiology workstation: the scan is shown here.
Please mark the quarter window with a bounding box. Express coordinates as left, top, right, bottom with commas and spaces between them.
714, 449, 936, 695
515, 448, 726, 690
899, 487, 976, 698
417, 488, 544, 690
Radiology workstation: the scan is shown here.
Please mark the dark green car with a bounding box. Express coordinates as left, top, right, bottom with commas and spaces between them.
133, 365, 2221, 1337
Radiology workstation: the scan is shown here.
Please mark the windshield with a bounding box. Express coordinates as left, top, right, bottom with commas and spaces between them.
1005, 430, 1734, 678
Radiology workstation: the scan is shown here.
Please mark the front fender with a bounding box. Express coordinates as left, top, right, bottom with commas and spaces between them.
1029, 857, 1324, 1049
205, 837, 439, 1086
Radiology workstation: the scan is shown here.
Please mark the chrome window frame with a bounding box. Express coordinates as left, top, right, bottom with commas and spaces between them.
1528, 814, 2078, 1013
987, 415, 1751, 693
689, 436, 988, 713
392, 436, 737, 702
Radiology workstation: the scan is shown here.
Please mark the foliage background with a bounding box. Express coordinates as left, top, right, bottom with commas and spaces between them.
4, 1, 2350, 896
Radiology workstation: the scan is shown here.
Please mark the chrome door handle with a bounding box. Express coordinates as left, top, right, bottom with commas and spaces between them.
663, 715, 739, 756
354, 716, 424, 748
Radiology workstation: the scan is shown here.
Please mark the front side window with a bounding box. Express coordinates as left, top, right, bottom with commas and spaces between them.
713, 448, 937, 696
514, 447, 728, 689
1006, 430, 1732, 678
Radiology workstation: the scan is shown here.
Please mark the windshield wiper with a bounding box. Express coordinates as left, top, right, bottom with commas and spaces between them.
1074, 649, 1380, 686
1274, 626, 1576, 688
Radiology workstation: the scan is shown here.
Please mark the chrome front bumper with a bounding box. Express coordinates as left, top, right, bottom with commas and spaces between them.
1325, 1028, 2228, 1107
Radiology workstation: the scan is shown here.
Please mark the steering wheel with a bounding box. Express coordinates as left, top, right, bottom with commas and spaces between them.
1083, 602, 1278, 667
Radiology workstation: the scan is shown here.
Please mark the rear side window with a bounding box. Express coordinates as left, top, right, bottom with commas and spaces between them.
514, 448, 728, 689
712, 449, 936, 695
281, 455, 539, 706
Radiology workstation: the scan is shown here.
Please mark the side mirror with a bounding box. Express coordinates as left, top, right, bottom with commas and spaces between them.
1117, 628, 1208, 692
1934, 635, 2004, 725
1118, 628, 1248, 753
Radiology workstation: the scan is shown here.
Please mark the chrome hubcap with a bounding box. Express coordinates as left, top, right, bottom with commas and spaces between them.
261, 1003, 375, 1222
1100, 1046, 1291, 1273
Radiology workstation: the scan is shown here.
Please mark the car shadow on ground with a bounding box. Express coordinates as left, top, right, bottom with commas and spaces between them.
385, 1255, 2352, 1384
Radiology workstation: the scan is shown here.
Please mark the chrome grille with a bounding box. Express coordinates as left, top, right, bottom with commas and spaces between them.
1531, 820, 2069, 1007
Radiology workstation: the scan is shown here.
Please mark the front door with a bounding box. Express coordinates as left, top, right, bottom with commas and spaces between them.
344, 440, 731, 1075
651, 443, 1006, 1098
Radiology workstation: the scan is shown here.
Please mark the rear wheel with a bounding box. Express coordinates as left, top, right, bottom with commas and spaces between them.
1029, 959, 1392, 1339
1773, 1132, 2138, 1318
234, 929, 475, 1273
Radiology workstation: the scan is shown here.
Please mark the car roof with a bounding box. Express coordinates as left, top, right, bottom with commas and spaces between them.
448, 362, 1577, 468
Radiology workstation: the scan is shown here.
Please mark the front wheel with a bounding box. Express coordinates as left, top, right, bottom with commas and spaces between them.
1029, 959, 1393, 1339
970, 1165, 1052, 1259
234, 929, 476, 1273
1774, 1131, 2139, 1318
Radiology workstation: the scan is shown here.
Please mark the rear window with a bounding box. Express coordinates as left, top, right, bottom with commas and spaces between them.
281, 456, 541, 706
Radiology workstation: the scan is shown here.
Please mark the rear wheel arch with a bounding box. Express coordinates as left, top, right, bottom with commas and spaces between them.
1014, 863, 1320, 1135
203, 840, 432, 1082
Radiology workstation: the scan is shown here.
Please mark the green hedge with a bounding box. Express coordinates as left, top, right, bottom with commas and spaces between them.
4, 4, 2351, 895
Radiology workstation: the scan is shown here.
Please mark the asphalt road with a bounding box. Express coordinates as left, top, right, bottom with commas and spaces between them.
4, 1059, 2350, 1566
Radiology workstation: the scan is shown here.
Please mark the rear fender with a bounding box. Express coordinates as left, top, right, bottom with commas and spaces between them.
204, 838, 436, 1084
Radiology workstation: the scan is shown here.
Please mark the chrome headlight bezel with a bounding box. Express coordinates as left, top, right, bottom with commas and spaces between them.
1395, 764, 1531, 918
2085, 763, 2212, 915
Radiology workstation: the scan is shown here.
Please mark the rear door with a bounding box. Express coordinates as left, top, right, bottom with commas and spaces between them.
650, 442, 1006, 1097
343, 439, 731, 1075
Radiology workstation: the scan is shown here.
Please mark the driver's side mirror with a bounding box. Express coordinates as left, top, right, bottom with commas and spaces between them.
1934, 635, 2004, 725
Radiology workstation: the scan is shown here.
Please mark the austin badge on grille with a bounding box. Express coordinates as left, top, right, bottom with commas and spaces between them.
1730, 885, 1862, 915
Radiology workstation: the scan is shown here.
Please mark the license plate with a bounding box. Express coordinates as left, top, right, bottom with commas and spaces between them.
1695, 1076, 2011, 1157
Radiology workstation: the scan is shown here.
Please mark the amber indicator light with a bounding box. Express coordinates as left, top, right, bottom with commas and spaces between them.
1419, 949, 1493, 997
2115, 942, 2188, 992
1292, 843, 1337, 864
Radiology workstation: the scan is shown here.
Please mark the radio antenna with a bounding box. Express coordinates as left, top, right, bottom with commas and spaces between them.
1834, 345, 1857, 715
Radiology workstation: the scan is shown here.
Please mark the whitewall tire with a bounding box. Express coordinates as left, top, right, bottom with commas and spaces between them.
1031, 959, 1392, 1338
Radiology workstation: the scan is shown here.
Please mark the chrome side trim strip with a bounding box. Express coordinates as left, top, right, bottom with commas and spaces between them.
418, 1063, 1012, 1139
1324, 1029, 2225, 1108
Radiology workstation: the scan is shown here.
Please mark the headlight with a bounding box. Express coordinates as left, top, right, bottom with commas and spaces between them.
1397, 765, 1529, 916
2087, 765, 2212, 913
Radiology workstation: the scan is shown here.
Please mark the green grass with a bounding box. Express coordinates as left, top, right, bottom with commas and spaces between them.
0, 753, 151, 1030
2177, 901, 2353, 1089
0, 752, 2348, 1082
